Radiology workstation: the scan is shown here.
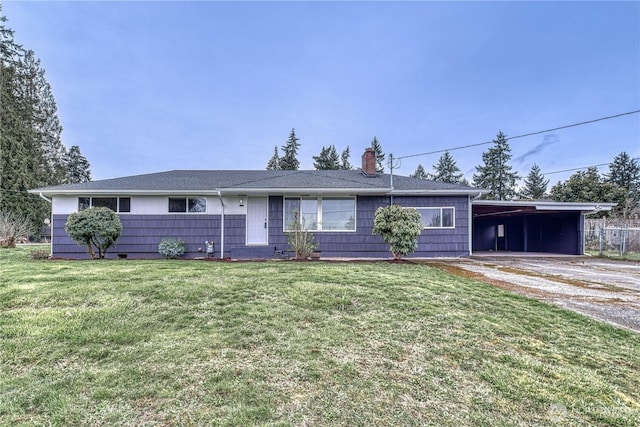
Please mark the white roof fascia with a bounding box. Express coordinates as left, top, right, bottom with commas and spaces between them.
30, 187, 391, 197
220, 188, 390, 196
534, 203, 615, 212
28, 189, 223, 196
390, 189, 489, 196
472, 200, 616, 212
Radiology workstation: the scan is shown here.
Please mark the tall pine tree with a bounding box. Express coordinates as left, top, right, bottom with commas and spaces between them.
64, 145, 91, 184
605, 151, 640, 217
410, 164, 431, 180
313, 145, 340, 170
279, 128, 300, 170
266, 146, 280, 170
550, 166, 626, 216
473, 131, 520, 200
432, 151, 464, 184
0, 6, 90, 234
0, 9, 46, 234
340, 146, 352, 170
371, 137, 385, 173
520, 164, 549, 200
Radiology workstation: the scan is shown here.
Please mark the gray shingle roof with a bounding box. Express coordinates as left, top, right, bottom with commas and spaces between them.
31, 169, 483, 195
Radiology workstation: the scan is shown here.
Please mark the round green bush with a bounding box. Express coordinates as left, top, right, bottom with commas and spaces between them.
158, 237, 187, 259
64, 207, 123, 259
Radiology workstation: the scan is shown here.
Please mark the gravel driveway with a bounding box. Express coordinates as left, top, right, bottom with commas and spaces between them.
434, 255, 640, 333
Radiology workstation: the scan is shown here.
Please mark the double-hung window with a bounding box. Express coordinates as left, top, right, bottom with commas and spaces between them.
416, 207, 455, 229
78, 197, 131, 213
284, 197, 356, 231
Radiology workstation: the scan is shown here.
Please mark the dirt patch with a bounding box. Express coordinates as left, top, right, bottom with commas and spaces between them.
429, 257, 640, 333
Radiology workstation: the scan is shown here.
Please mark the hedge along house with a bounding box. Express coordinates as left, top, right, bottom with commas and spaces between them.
30, 149, 487, 259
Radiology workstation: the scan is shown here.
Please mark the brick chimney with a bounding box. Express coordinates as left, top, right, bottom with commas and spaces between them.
362, 148, 377, 176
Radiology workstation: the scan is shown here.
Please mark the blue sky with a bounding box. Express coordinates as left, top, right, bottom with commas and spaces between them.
3, 1, 639, 186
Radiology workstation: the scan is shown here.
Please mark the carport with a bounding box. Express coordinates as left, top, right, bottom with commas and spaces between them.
471, 200, 615, 255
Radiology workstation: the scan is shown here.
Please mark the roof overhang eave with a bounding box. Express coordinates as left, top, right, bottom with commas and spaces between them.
220, 187, 390, 195
29, 187, 393, 197
472, 200, 617, 212
28, 189, 224, 196
390, 189, 489, 196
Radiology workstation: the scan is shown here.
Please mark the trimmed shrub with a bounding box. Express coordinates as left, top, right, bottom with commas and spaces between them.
158, 237, 187, 259
372, 204, 424, 260
65, 207, 122, 259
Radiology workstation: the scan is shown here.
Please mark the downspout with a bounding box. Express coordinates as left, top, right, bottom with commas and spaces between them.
389, 153, 394, 205
217, 190, 225, 259
469, 192, 483, 256
39, 193, 53, 256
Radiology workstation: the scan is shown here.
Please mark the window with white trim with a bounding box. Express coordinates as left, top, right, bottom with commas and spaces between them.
78, 197, 131, 213
284, 197, 356, 231
168, 197, 207, 213
416, 207, 455, 228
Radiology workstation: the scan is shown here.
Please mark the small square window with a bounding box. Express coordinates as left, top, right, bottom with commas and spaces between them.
119, 198, 131, 213
188, 197, 206, 213
169, 198, 187, 213
78, 197, 90, 211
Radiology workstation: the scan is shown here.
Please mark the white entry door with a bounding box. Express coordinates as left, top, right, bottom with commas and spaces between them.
246, 197, 268, 245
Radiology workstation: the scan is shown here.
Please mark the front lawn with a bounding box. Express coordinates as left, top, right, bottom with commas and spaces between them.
1, 246, 638, 426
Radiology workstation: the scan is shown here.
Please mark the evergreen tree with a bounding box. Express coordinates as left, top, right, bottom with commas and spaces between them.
550, 166, 626, 217
520, 164, 549, 199
25, 50, 67, 186
0, 7, 87, 234
340, 146, 353, 170
0, 9, 47, 234
371, 137, 385, 173
606, 151, 640, 216
473, 131, 520, 200
432, 151, 464, 184
313, 145, 340, 170
279, 128, 300, 170
410, 164, 431, 180
64, 145, 91, 184
266, 145, 280, 170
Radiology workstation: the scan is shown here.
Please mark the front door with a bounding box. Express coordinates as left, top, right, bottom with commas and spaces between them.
246, 197, 268, 245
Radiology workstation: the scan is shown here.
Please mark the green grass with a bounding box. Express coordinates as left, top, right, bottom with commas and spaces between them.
586, 250, 640, 262
1, 245, 639, 426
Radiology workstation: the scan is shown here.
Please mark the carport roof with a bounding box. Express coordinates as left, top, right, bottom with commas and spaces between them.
472, 200, 616, 217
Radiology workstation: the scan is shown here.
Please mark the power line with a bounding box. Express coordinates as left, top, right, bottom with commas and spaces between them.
543, 157, 640, 176
397, 110, 640, 161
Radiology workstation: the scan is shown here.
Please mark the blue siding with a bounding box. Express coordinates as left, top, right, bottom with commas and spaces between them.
52, 195, 471, 259
269, 195, 470, 258
52, 214, 245, 259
